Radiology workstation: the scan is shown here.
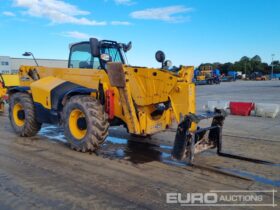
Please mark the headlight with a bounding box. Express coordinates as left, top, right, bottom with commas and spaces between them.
164, 60, 173, 68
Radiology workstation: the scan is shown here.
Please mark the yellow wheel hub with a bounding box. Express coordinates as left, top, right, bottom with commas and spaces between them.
13, 103, 25, 127
69, 109, 87, 140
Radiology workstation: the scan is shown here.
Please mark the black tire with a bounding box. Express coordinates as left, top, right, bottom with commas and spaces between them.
63, 95, 109, 152
207, 79, 213, 85
9, 92, 42, 137
0, 101, 4, 114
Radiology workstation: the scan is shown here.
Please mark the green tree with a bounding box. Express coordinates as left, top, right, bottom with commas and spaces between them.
212, 62, 221, 70
220, 62, 233, 74
272, 60, 280, 66
271, 60, 280, 73
250, 55, 262, 73
251, 55, 262, 63
197, 56, 275, 75
239, 56, 252, 74
240, 56, 250, 62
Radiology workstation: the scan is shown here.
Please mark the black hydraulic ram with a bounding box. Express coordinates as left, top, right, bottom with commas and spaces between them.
172, 109, 273, 165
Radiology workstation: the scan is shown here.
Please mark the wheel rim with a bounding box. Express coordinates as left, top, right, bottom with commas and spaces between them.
69, 109, 87, 140
13, 103, 25, 127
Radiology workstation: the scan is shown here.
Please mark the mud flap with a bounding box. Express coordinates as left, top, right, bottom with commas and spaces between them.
106, 62, 126, 88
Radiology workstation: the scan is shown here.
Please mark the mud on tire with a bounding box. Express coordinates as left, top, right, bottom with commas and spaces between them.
9, 92, 42, 137
63, 95, 109, 152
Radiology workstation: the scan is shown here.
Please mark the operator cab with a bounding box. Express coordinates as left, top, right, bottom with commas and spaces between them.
68, 38, 132, 70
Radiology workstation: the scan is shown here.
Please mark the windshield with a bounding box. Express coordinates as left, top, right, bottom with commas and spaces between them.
69, 43, 101, 69
69, 41, 126, 69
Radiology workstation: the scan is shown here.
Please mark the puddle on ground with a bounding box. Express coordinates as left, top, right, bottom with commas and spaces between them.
39, 125, 67, 143
104, 136, 187, 166
38, 125, 280, 186
106, 136, 127, 145
216, 167, 280, 187
39, 125, 188, 166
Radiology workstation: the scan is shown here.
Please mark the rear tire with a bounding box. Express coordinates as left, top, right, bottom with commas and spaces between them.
0, 101, 4, 113
63, 95, 109, 152
9, 92, 42, 137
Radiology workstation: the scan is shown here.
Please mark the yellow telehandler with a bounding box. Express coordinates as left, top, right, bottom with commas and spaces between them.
0, 74, 19, 112
8, 38, 227, 163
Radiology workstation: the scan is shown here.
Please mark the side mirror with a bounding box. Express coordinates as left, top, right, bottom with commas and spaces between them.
155, 50, 166, 64
90, 38, 100, 57
123, 41, 132, 53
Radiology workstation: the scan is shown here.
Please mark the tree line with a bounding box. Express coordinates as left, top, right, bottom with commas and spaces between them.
198, 55, 280, 75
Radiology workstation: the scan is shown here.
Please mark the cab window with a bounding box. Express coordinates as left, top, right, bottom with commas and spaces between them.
69, 43, 101, 69
101, 47, 123, 63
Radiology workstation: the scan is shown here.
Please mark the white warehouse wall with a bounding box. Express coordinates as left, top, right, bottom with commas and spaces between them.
0, 56, 68, 74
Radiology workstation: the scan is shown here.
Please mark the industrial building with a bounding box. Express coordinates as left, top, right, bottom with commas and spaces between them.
0, 56, 68, 74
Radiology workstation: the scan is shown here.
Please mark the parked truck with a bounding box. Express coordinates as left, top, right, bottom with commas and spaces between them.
194, 66, 220, 85
220, 70, 237, 82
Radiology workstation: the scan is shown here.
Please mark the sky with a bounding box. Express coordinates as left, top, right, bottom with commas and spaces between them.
0, 0, 279, 67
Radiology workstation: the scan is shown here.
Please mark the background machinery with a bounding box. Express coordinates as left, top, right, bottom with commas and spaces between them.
8, 38, 226, 164
220, 70, 238, 82
249, 71, 267, 80
194, 65, 220, 85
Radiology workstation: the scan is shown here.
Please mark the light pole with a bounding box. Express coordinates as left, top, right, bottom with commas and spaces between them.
271, 54, 275, 80
244, 62, 247, 78
22, 52, 39, 66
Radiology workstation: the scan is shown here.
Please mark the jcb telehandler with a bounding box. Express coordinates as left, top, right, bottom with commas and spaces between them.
0, 74, 19, 112
9, 38, 227, 163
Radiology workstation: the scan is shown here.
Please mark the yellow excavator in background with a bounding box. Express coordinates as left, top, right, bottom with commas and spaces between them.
8, 38, 226, 164
0, 74, 19, 112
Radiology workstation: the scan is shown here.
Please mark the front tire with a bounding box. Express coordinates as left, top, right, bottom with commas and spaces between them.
9, 92, 42, 137
63, 95, 109, 152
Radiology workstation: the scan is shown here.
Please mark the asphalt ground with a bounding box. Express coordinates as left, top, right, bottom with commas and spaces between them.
0, 80, 279, 209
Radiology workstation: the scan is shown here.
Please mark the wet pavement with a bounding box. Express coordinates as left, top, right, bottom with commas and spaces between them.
39, 125, 188, 166
0, 80, 279, 209
37, 124, 280, 188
